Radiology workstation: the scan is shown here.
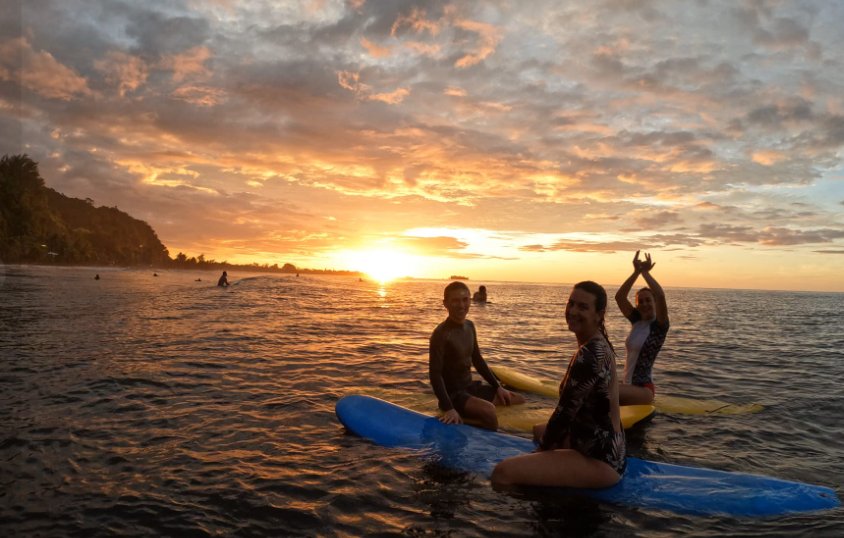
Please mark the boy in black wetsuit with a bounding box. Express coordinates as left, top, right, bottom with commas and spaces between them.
429, 281, 524, 430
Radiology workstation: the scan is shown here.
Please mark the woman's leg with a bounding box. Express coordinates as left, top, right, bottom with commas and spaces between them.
532, 422, 547, 442
491, 449, 621, 489
618, 383, 654, 406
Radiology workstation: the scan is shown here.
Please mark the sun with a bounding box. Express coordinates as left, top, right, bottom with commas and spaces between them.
354, 249, 416, 282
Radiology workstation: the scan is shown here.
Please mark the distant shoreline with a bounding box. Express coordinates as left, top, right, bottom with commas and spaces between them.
0, 262, 364, 277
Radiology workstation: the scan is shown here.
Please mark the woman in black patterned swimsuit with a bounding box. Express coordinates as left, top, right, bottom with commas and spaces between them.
492, 281, 626, 489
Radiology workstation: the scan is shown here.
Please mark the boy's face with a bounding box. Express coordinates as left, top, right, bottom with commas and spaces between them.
443, 288, 471, 323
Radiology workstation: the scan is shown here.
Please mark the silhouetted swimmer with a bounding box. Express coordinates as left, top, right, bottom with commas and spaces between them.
217, 271, 229, 287
296, 273, 299, 277
153, 273, 158, 277
195, 278, 202, 282
472, 285, 488, 303
95, 274, 100, 280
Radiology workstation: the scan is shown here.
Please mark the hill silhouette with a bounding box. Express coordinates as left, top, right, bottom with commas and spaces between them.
0, 154, 360, 276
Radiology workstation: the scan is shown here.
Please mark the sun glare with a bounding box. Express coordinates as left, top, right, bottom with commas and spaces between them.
353, 249, 416, 282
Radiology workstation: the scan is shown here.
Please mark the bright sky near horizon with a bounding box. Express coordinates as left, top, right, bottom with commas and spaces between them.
1, 0, 843, 291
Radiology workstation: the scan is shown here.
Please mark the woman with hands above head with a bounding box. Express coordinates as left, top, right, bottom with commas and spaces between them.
491, 281, 626, 489
614, 251, 670, 406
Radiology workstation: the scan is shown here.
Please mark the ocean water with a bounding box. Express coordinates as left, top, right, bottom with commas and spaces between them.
1, 265, 842, 537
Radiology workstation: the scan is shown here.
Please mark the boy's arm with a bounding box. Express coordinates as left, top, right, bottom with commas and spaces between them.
469, 324, 501, 390
429, 331, 454, 411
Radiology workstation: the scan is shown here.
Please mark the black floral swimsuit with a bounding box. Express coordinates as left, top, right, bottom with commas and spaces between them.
537, 336, 627, 476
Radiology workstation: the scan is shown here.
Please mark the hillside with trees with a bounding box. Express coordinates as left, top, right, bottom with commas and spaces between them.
0, 154, 361, 276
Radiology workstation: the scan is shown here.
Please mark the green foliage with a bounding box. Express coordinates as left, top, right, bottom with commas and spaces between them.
0, 154, 363, 276
0, 154, 170, 266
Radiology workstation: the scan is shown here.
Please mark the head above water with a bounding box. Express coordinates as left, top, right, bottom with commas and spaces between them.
478, 285, 486, 293
222, 271, 227, 276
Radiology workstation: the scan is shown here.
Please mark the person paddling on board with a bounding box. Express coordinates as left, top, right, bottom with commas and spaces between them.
430, 281, 525, 431
217, 271, 229, 287
472, 285, 488, 303
614, 251, 669, 406
492, 281, 626, 489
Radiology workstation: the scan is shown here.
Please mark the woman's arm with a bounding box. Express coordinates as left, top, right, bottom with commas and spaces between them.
615, 251, 642, 319
640, 253, 668, 325
537, 346, 599, 451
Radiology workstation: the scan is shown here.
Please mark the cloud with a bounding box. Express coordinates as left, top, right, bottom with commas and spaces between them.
699, 224, 844, 246
633, 210, 683, 230
453, 20, 503, 68
752, 150, 787, 165
159, 46, 212, 82
94, 51, 149, 97
360, 36, 392, 58
368, 87, 410, 104
0, 38, 94, 100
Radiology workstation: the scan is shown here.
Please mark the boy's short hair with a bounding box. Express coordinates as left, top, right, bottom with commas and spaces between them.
444, 281, 470, 299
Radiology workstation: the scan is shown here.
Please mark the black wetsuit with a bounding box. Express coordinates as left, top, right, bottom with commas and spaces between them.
429, 318, 501, 413
217, 275, 228, 286
538, 336, 627, 476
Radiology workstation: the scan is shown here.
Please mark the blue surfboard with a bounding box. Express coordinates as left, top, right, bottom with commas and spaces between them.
335, 395, 839, 517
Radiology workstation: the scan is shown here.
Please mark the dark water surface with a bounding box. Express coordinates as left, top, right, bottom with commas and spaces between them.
1, 266, 842, 537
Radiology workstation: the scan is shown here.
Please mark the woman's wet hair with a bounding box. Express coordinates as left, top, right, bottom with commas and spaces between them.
636, 287, 652, 301
479, 285, 486, 292
572, 280, 615, 353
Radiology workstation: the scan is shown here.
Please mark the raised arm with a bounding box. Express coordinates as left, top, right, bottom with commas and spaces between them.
640, 253, 668, 325
615, 251, 642, 319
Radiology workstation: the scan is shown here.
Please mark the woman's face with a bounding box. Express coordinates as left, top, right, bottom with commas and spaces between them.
565, 287, 603, 336
636, 290, 655, 320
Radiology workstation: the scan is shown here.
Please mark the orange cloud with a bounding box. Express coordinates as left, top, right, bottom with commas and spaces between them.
94, 51, 149, 97
752, 150, 787, 165
171, 85, 228, 106
368, 87, 410, 104
454, 20, 502, 68
159, 46, 212, 82
444, 86, 466, 97
0, 38, 93, 100
360, 36, 392, 58
392, 7, 443, 37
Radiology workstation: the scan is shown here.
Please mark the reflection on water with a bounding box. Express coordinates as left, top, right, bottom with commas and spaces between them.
0, 266, 842, 537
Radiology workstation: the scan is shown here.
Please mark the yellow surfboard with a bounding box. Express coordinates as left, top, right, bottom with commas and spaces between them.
350, 386, 655, 432
491, 365, 763, 416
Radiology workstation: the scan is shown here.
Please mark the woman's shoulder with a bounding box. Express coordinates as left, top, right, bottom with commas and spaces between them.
579, 335, 615, 361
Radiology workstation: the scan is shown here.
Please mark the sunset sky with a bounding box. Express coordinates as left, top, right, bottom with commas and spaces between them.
2, 0, 843, 291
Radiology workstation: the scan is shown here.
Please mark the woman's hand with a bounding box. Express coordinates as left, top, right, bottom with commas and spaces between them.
640, 252, 656, 272
633, 250, 643, 271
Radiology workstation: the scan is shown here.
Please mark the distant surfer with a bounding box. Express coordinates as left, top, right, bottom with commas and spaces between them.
153, 273, 158, 277
195, 278, 202, 282
296, 273, 299, 277
217, 271, 229, 287
492, 281, 626, 489
95, 274, 100, 280
429, 281, 524, 431
472, 285, 488, 303
614, 251, 669, 406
